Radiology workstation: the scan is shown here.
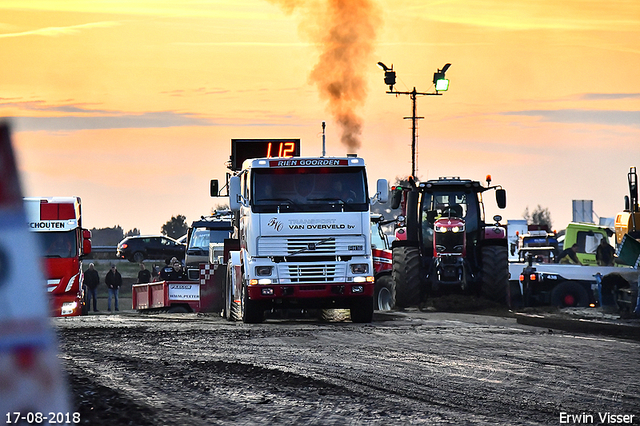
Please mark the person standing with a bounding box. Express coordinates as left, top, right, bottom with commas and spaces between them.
137, 262, 151, 284
105, 264, 122, 312
83, 263, 100, 312
596, 238, 616, 266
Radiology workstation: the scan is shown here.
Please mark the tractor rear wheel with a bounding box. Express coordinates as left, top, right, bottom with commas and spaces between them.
481, 245, 509, 303
392, 246, 423, 308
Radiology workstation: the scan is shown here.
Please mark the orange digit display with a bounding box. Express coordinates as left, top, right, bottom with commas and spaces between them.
280, 142, 296, 157
231, 139, 301, 171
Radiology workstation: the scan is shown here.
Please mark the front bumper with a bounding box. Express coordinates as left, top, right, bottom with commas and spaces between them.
247, 281, 374, 309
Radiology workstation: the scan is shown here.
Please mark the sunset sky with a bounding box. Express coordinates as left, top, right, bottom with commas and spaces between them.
2, 0, 639, 235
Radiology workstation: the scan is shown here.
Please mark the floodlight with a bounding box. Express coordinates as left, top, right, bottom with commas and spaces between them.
435, 78, 449, 91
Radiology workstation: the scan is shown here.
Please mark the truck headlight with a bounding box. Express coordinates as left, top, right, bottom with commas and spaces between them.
61, 302, 77, 316
350, 264, 369, 274
255, 266, 273, 276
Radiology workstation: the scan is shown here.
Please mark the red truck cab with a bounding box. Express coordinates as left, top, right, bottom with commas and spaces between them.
24, 197, 92, 317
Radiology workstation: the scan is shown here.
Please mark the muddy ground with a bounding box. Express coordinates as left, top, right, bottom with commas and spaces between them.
55, 299, 640, 426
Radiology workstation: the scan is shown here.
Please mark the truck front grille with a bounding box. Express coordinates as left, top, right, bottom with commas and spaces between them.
278, 262, 346, 283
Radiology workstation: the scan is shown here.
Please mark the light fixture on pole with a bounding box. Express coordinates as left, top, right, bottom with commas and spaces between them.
433, 63, 451, 92
377, 62, 451, 178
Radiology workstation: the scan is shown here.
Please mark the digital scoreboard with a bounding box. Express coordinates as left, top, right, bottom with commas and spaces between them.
230, 139, 301, 171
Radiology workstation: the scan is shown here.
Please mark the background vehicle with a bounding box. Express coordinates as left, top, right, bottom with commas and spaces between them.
24, 196, 92, 317
560, 222, 614, 265
213, 138, 388, 323
390, 175, 508, 308
509, 168, 640, 312
116, 235, 185, 263
184, 212, 233, 280
515, 258, 596, 308
614, 166, 640, 247
517, 229, 559, 263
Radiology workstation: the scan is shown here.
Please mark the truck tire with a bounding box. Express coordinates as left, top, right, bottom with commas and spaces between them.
242, 285, 265, 323
225, 266, 241, 321
392, 246, 423, 308
550, 281, 589, 307
375, 275, 395, 311
350, 296, 374, 323
480, 245, 509, 303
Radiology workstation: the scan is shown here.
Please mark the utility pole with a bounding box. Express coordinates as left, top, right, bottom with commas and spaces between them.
377, 63, 451, 179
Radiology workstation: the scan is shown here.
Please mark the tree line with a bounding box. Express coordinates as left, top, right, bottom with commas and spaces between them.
90, 215, 189, 246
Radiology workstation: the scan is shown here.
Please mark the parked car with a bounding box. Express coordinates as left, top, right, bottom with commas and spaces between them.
116, 235, 185, 263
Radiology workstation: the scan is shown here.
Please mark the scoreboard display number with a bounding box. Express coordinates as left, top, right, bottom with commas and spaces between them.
230, 139, 301, 171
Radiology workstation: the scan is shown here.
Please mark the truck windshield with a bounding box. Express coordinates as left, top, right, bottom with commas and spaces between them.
188, 228, 231, 253
36, 231, 77, 258
252, 167, 368, 213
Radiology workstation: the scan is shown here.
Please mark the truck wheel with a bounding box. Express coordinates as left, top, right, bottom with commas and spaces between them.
242, 285, 264, 323
375, 275, 395, 311
480, 245, 509, 303
350, 296, 374, 323
550, 281, 589, 307
132, 251, 145, 263
392, 246, 422, 308
227, 270, 241, 321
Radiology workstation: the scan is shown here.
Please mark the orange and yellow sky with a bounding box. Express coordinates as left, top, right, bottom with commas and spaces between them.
2, 0, 639, 234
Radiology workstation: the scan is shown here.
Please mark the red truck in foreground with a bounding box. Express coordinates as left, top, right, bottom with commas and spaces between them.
24, 196, 92, 317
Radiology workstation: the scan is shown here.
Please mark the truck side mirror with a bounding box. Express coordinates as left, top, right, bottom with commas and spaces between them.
390, 188, 403, 210
375, 179, 389, 204
496, 189, 506, 209
210, 179, 219, 197
229, 176, 242, 211
82, 228, 92, 255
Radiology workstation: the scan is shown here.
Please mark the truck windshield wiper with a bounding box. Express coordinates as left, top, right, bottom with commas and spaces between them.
259, 197, 294, 203
287, 237, 335, 257
306, 197, 348, 203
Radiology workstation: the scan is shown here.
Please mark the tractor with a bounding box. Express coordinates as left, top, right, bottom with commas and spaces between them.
390, 175, 509, 307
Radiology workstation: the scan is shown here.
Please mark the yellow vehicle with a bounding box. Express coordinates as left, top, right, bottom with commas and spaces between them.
614, 166, 640, 246
561, 223, 613, 266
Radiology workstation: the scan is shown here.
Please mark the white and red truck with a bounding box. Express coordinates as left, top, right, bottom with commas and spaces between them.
212, 138, 389, 323
23, 196, 92, 317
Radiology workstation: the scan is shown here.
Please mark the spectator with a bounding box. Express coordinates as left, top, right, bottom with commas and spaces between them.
558, 244, 583, 265
84, 263, 100, 312
159, 258, 174, 281
160, 257, 186, 281
105, 264, 122, 312
596, 238, 616, 266
137, 262, 151, 284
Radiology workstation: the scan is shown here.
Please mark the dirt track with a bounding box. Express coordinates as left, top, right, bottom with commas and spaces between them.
56, 309, 640, 425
